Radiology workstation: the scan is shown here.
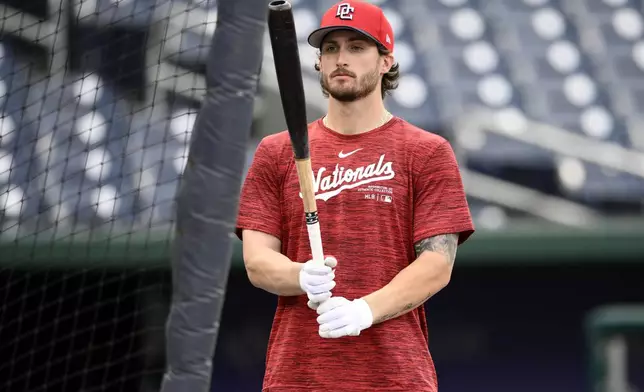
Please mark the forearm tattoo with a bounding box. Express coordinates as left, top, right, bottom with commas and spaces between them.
374, 293, 433, 324
414, 233, 459, 265
374, 234, 460, 324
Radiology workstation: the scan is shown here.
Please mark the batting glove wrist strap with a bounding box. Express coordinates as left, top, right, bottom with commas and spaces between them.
353, 298, 374, 331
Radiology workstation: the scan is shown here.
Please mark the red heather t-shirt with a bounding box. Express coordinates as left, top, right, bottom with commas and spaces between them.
236, 117, 475, 392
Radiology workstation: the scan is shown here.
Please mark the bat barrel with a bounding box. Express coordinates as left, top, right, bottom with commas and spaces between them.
268, 0, 291, 11
267, 0, 323, 265
267, 0, 310, 160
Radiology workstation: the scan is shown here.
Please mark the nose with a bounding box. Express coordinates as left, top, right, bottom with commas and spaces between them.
336, 46, 349, 68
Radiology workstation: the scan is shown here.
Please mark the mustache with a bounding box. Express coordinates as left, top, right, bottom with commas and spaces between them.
330, 68, 356, 78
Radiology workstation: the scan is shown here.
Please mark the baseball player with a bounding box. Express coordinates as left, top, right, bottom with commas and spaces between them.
236, 1, 475, 391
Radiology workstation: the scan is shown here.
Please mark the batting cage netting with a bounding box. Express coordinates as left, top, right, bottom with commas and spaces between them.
0, 0, 265, 391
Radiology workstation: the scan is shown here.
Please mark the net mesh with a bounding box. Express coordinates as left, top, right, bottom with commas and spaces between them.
0, 0, 217, 390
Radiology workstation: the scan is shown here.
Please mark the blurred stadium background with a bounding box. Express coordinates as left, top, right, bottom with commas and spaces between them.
0, 0, 643, 391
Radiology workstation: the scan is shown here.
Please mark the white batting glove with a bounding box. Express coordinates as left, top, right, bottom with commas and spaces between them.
299, 256, 337, 309
316, 296, 374, 339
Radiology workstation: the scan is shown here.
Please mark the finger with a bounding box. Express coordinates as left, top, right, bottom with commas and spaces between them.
308, 291, 331, 303
307, 300, 320, 310
306, 281, 336, 295
303, 265, 332, 275
317, 306, 348, 324
320, 325, 354, 339
318, 317, 350, 333
316, 297, 347, 315
324, 256, 338, 268
304, 272, 335, 286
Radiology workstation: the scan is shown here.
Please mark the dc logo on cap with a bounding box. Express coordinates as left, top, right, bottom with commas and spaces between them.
336, 3, 355, 20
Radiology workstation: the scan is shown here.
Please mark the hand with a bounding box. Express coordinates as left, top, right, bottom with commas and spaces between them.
299, 256, 337, 309
316, 296, 373, 338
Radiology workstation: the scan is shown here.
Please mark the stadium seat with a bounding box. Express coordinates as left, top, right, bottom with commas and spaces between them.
39, 72, 143, 228
408, 0, 644, 211
382, 6, 441, 130
573, 2, 644, 151
0, 41, 50, 234
467, 198, 514, 230
557, 158, 644, 205
399, 1, 555, 168
70, 0, 155, 100
2, 0, 643, 231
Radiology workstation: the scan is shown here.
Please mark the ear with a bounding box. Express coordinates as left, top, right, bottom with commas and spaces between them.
315, 53, 322, 72
380, 53, 394, 74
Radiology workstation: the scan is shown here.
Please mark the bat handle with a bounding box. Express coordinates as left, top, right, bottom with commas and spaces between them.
306, 217, 325, 266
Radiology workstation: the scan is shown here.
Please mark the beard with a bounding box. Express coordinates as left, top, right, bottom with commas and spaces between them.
320, 66, 380, 102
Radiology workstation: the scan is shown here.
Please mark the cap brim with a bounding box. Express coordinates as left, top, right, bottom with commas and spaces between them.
307, 26, 384, 49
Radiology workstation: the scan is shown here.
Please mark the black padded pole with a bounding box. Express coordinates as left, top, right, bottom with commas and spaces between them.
159, 0, 266, 390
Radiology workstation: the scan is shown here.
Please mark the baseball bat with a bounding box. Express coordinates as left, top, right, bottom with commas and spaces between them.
267, 1, 325, 266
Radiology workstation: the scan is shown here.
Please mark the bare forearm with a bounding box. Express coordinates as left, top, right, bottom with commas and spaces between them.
245, 249, 304, 296
363, 252, 451, 324
363, 233, 459, 324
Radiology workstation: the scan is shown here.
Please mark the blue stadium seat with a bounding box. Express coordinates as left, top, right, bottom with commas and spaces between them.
556, 156, 644, 205
544, 1, 644, 202
572, 2, 644, 150
487, 3, 596, 132
466, 196, 537, 230
293, 0, 320, 40
293, 0, 644, 215
455, 0, 644, 207
0, 41, 50, 231
488, 1, 632, 147
2, 0, 643, 230
468, 199, 508, 230
292, 4, 322, 81
381, 5, 440, 130
71, 0, 154, 100
37, 73, 142, 227
397, 1, 553, 166
582, 0, 643, 13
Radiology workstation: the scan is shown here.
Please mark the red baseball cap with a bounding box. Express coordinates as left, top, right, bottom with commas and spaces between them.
307, 1, 394, 53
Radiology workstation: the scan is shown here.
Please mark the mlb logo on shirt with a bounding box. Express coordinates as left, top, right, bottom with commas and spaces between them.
380, 195, 392, 203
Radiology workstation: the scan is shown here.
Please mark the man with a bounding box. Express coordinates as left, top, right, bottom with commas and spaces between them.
235, 1, 475, 391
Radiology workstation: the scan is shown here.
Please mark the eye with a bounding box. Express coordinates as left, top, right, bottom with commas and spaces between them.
350, 44, 364, 52
322, 45, 338, 53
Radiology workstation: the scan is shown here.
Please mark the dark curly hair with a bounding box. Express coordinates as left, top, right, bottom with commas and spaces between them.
315, 46, 400, 100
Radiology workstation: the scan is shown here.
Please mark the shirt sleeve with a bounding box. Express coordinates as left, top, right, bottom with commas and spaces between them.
235, 138, 283, 241
413, 139, 475, 246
